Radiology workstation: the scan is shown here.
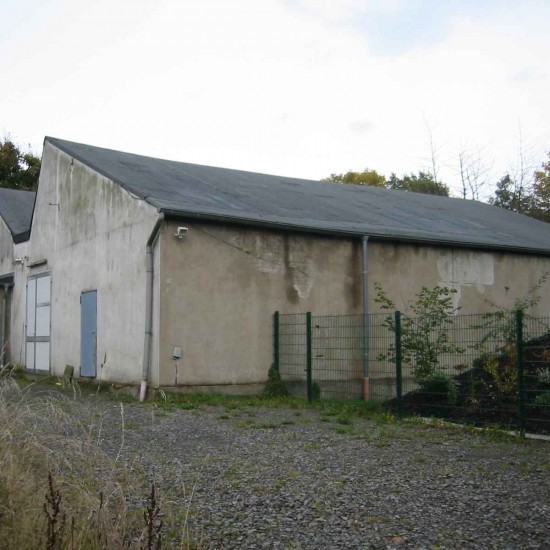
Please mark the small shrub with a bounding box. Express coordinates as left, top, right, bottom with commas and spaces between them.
263, 365, 288, 398
44, 472, 66, 550
486, 358, 517, 397
537, 367, 550, 388
476, 271, 550, 346
473, 350, 518, 399
336, 413, 352, 425
417, 371, 458, 405
142, 484, 163, 550
0, 363, 26, 380
534, 391, 550, 408
375, 283, 464, 382
311, 382, 321, 401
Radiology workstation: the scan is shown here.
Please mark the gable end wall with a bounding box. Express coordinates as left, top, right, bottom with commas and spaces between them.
10, 142, 159, 382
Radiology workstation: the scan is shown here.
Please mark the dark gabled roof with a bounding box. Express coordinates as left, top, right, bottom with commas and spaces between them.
45, 137, 550, 255
0, 187, 36, 243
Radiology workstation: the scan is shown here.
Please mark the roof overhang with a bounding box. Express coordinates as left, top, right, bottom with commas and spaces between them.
0, 274, 14, 285
160, 208, 550, 257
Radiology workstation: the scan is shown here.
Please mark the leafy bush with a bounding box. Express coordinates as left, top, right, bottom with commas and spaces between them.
375, 283, 464, 382
473, 272, 549, 347
480, 351, 518, 397
537, 367, 550, 388
311, 382, 321, 401
534, 391, 550, 408
416, 371, 458, 405
263, 365, 289, 398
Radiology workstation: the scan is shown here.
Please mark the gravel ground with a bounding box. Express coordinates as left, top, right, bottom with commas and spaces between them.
54, 392, 550, 549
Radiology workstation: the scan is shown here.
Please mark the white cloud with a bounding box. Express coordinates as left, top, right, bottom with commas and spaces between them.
0, 0, 549, 197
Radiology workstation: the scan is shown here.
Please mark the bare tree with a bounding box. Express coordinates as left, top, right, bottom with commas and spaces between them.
456, 144, 493, 201
490, 125, 541, 216
423, 116, 444, 186
509, 124, 538, 203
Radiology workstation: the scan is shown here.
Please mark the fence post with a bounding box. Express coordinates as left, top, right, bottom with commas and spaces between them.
306, 312, 313, 403
273, 311, 280, 371
515, 309, 526, 437
395, 311, 403, 420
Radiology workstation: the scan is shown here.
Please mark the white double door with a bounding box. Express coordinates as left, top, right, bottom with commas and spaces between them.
26, 274, 51, 372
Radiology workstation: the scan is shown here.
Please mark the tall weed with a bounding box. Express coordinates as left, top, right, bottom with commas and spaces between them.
0, 378, 197, 548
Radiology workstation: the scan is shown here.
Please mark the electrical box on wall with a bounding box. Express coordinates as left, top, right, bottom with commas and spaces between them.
172, 346, 182, 359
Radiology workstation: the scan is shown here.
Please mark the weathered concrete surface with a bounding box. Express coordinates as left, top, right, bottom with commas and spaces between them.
0, 217, 14, 276
158, 228, 550, 390
0, 218, 14, 365
5, 241, 28, 367
368, 242, 550, 315
157, 222, 363, 387
10, 142, 159, 382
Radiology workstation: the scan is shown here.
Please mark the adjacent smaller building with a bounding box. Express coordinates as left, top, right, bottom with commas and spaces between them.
0, 187, 36, 367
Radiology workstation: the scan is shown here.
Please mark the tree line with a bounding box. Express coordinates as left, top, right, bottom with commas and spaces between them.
323, 150, 550, 223
322, 169, 449, 196
0, 137, 41, 192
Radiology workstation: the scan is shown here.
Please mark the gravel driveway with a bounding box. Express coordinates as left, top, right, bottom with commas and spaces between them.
61, 392, 550, 549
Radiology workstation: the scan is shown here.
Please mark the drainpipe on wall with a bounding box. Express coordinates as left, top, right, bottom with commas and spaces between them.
140, 213, 164, 402
1, 283, 12, 369
362, 236, 370, 400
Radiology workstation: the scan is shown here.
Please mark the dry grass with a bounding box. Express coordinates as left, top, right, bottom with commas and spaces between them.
0, 376, 195, 549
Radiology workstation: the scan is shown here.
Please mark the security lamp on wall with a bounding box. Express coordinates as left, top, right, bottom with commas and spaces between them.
174, 227, 189, 239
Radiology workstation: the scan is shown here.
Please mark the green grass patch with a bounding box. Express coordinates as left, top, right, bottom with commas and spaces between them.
333, 426, 354, 435
154, 391, 309, 411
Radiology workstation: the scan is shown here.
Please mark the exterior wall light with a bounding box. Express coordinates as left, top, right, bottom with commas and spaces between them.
174, 227, 188, 239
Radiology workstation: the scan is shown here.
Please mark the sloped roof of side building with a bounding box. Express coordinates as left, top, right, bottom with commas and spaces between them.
0, 187, 36, 243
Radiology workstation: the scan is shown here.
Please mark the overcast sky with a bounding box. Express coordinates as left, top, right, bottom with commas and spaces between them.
1, 0, 549, 198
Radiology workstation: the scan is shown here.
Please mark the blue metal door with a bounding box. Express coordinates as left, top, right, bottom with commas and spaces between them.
80, 291, 97, 377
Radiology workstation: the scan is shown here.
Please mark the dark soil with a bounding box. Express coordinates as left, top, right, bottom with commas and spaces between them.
389, 334, 550, 434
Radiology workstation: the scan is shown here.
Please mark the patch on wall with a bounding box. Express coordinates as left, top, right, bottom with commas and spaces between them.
280, 235, 316, 300
254, 233, 285, 275
437, 250, 494, 307
292, 268, 314, 298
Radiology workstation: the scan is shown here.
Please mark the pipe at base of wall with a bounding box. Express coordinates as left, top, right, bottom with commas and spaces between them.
139, 380, 148, 402
363, 377, 370, 401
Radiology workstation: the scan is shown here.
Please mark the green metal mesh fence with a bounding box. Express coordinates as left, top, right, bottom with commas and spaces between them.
274, 310, 550, 434
277, 313, 308, 397
366, 313, 398, 401
394, 312, 519, 428
523, 315, 550, 432
310, 314, 364, 400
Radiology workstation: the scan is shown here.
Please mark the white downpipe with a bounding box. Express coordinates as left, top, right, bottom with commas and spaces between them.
139, 379, 148, 402
140, 214, 164, 401
1, 283, 10, 368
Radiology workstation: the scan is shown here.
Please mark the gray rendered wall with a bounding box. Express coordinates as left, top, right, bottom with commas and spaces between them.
158, 224, 550, 391
0, 217, 14, 276
368, 242, 550, 315
11, 142, 159, 382
157, 221, 362, 388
